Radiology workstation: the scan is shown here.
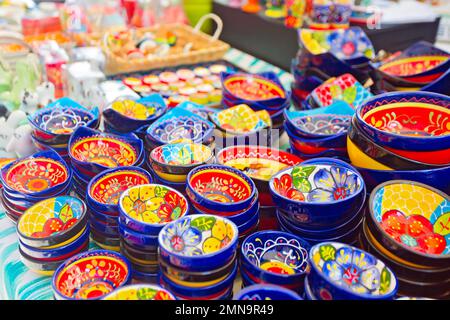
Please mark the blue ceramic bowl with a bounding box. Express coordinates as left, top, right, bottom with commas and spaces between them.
308, 242, 398, 300
186, 164, 257, 214
149, 166, 187, 194
285, 113, 352, 139
132, 269, 159, 283
355, 91, 450, 151
289, 144, 349, 160
118, 222, 159, 247
234, 284, 303, 300
221, 92, 290, 113
88, 202, 119, 225
90, 216, 119, 236
240, 231, 310, 286
158, 214, 239, 272
284, 122, 347, 150
236, 209, 259, 235
304, 276, 317, 300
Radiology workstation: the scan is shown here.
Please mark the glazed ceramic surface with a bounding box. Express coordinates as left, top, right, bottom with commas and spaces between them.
103, 284, 176, 300
234, 284, 302, 300
379, 56, 449, 77
223, 74, 286, 101
290, 114, 351, 137
210, 104, 270, 134
110, 99, 161, 120
150, 143, 212, 167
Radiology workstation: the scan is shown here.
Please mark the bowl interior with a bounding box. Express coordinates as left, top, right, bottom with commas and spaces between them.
270, 164, 363, 203
31, 107, 94, 135
223, 75, 285, 101
210, 104, 270, 134
110, 99, 163, 120
151, 143, 212, 167
149, 116, 213, 144
70, 136, 138, 167
291, 114, 352, 136
119, 184, 188, 225
379, 55, 449, 77
371, 182, 450, 256
103, 285, 176, 300
3, 158, 68, 194
310, 242, 397, 296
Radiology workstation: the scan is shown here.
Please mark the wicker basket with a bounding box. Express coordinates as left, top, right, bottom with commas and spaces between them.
102, 13, 230, 75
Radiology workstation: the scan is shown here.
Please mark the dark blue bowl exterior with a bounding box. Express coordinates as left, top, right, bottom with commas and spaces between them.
234, 284, 303, 300
118, 223, 159, 247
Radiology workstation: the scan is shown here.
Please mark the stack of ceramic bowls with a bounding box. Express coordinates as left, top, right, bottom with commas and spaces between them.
305, 242, 398, 300
147, 142, 214, 194
52, 250, 132, 300
103, 284, 176, 300
186, 164, 259, 241
86, 166, 153, 251
270, 158, 366, 245
234, 284, 303, 300
68, 126, 145, 199
158, 214, 239, 300
16, 196, 88, 275
221, 72, 290, 129
361, 180, 450, 299
240, 231, 310, 294
348, 91, 450, 194
28, 97, 100, 162
0, 150, 72, 222
118, 184, 190, 283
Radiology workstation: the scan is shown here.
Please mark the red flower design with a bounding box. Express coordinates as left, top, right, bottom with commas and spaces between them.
273, 174, 305, 201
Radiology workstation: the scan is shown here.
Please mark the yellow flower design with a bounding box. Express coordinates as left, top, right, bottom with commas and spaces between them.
38, 163, 55, 178
86, 259, 106, 277
112, 100, 154, 120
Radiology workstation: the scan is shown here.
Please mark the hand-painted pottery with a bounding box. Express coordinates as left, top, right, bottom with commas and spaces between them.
222, 73, 286, 102
216, 146, 302, 206
52, 250, 131, 300
289, 145, 349, 161
103, 284, 176, 300
90, 228, 120, 251
186, 164, 256, 213
379, 55, 449, 80
118, 184, 189, 234
234, 284, 303, 300
158, 214, 239, 272
131, 269, 159, 283
367, 180, 450, 267
288, 114, 352, 138
17, 196, 87, 247
355, 91, 450, 151
28, 97, 100, 144
308, 242, 398, 300
269, 161, 365, 228
284, 122, 347, 151
0, 150, 71, 197
120, 240, 158, 262
87, 166, 153, 214
118, 221, 159, 247
90, 214, 119, 236
240, 231, 310, 286
149, 169, 187, 194
304, 276, 317, 300
20, 247, 72, 276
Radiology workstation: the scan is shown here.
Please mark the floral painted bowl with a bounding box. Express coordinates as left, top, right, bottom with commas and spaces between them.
234, 284, 303, 300
52, 250, 131, 300
367, 180, 450, 267
308, 242, 398, 300
216, 146, 302, 206
87, 166, 153, 214
284, 122, 347, 151
0, 150, 71, 197
379, 55, 449, 81
28, 97, 100, 144
158, 214, 239, 272
103, 284, 176, 300
186, 164, 257, 214
355, 91, 450, 151
269, 159, 365, 228
69, 127, 144, 178
118, 223, 159, 247
118, 184, 189, 234
20, 247, 75, 276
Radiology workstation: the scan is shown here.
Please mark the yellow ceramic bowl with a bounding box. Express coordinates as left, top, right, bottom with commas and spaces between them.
347, 137, 393, 170
152, 170, 187, 183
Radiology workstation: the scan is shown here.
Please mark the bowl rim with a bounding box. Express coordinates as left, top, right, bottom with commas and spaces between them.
287, 113, 353, 138
149, 142, 214, 169
234, 283, 303, 300
222, 73, 287, 101
379, 55, 449, 77
102, 284, 176, 300
368, 179, 450, 260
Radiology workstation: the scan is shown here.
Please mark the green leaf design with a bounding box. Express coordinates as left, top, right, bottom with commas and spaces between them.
58, 204, 73, 223
379, 267, 391, 294
292, 166, 315, 179
319, 244, 336, 261
293, 177, 312, 193
191, 216, 216, 231
154, 185, 168, 198
292, 166, 314, 192
343, 86, 357, 104
137, 288, 156, 300
171, 207, 181, 220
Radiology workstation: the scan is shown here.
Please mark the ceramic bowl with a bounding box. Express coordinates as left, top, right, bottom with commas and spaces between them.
158, 214, 239, 272
269, 160, 365, 228
102, 284, 176, 300
234, 284, 303, 300
186, 164, 257, 214
120, 240, 158, 262
149, 142, 214, 182
286, 114, 352, 139
17, 195, 87, 248
20, 248, 73, 276
308, 242, 398, 300
216, 145, 302, 206
118, 184, 189, 234
150, 169, 187, 194
118, 223, 159, 247
0, 150, 71, 197
367, 180, 450, 268
355, 91, 450, 151
289, 145, 349, 161
236, 209, 259, 235
52, 250, 131, 300
379, 55, 449, 81
69, 127, 144, 178
90, 217, 119, 236
284, 122, 347, 151
240, 231, 310, 286
87, 166, 153, 214
90, 228, 120, 250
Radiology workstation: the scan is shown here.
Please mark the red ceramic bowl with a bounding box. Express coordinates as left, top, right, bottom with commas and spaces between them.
379, 55, 448, 80
384, 146, 450, 165
223, 74, 286, 101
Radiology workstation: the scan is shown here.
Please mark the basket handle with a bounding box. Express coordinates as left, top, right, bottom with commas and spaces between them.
193, 13, 224, 41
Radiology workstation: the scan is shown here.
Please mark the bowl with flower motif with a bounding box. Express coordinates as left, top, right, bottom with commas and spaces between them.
308, 242, 398, 300
286, 114, 352, 139
234, 284, 303, 300
103, 284, 176, 300
367, 180, 450, 268
118, 223, 159, 247
69, 127, 144, 178
355, 91, 450, 152
186, 164, 257, 214
52, 250, 131, 300
158, 214, 239, 271
87, 166, 153, 215
28, 97, 100, 144
118, 184, 189, 235
149, 142, 214, 182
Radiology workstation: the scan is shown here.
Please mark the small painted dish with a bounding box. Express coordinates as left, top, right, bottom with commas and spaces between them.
234, 284, 303, 300
103, 284, 176, 300
308, 242, 398, 300
118, 222, 159, 247
289, 114, 352, 138
222, 73, 286, 102
118, 184, 189, 234
52, 250, 131, 300
379, 55, 449, 78
158, 214, 239, 272
17, 196, 87, 248
19, 247, 77, 276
